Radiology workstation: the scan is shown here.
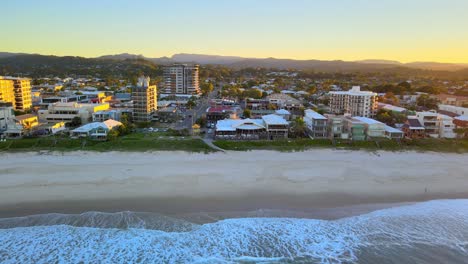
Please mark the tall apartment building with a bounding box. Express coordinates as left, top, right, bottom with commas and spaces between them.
329, 86, 377, 117
132, 76, 157, 122
163, 64, 200, 95
0, 76, 32, 111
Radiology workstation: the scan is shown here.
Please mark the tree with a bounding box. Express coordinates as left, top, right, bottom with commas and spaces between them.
382, 92, 400, 105
375, 109, 393, 125
195, 116, 207, 128
291, 117, 306, 138
243, 109, 251, 118
107, 129, 119, 141
186, 98, 196, 109
307, 85, 317, 95
200, 82, 214, 96
70, 116, 82, 127
242, 89, 263, 99
416, 94, 439, 110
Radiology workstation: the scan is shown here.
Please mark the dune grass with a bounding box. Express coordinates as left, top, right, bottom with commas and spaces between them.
0, 134, 215, 153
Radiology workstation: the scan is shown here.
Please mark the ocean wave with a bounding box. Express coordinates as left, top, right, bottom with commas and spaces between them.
0, 200, 467, 263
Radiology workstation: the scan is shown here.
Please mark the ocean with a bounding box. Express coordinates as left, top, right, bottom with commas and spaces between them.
0, 199, 467, 263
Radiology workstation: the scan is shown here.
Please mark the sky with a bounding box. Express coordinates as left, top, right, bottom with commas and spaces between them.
2, 0, 468, 63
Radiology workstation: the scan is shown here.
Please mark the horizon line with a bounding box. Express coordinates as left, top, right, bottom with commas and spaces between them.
2, 50, 468, 65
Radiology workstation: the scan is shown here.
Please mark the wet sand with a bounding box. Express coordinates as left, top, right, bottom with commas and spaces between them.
0, 150, 467, 219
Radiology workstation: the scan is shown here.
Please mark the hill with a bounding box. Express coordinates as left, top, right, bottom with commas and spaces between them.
0, 54, 162, 78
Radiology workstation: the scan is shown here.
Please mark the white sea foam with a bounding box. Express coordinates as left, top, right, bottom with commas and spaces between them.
0, 200, 467, 263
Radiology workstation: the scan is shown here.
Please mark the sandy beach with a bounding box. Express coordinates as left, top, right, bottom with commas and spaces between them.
0, 150, 467, 218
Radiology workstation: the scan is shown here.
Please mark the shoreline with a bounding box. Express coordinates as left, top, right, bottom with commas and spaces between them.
0, 150, 467, 219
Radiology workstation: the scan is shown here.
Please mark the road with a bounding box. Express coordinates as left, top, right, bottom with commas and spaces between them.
174, 82, 221, 130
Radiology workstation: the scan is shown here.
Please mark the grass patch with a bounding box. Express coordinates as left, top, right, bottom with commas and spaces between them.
0, 134, 215, 153
214, 139, 332, 152
214, 138, 468, 153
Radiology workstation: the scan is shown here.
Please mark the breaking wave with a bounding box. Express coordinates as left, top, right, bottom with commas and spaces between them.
0, 200, 467, 263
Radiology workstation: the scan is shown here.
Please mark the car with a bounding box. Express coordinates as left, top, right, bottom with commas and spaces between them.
207, 129, 213, 133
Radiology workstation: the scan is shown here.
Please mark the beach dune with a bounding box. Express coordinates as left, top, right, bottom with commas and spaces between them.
0, 150, 467, 218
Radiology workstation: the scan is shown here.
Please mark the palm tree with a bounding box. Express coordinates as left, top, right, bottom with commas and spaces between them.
291, 117, 306, 138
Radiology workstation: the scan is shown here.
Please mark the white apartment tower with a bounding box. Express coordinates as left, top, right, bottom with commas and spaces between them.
329, 86, 378, 117
163, 64, 200, 95
132, 76, 157, 122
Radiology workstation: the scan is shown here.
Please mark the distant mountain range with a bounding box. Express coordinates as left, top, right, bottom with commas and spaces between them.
2, 51, 468, 72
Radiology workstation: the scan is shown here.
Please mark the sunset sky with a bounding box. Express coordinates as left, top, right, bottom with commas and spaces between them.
2, 0, 468, 63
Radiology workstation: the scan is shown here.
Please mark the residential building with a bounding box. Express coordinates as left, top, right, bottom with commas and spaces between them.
329, 86, 378, 117
262, 114, 289, 139
304, 109, 328, 138
244, 98, 275, 117
0, 102, 23, 138
416, 111, 439, 138
384, 125, 404, 139
275, 109, 291, 121
325, 114, 348, 139
436, 94, 468, 107
15, 114, 39, 129
438, 114, 456, 139
38, 102, 110, 124
0, 76, 32, 111
71, 119, 122, 140
438, 104, 468, 116
215, 114, 289, 140
265, 93, 303, 116
206, 106, 240, 126
92, 110, 127, 122
342, 116, 366, 141
0, 78, 16, 109
377, 103, 407, 114
131, 76, 157, 122
0, 103, 15, 133
353, 116, 386, 138
453, 115, 468, 128
402, 117, 425, 139
163, 64, 200, 95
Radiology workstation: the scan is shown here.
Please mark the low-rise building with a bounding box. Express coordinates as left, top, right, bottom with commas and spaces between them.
438, 105, 468, 116
438, 114, 456, 139
436, 94, 468, 107
304, 109, 327, 138
92, 110, 126, 122
38, 102, 110, 124
206, 106, 240, 125
215, 114, 289, 140
454, 115, 468, 128
71, 119, 122, 140
353, 116, 386, 138
343, 116, 366, 141
402, 117, 425, 139
416, 112, 439, 138
377, 103, 408, 114
325, 114, 347, 139
262, 114, 289, 139
384, 125, 404, 139
15, 114, 39, 129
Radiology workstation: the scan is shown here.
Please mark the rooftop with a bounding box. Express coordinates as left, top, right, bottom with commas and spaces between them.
304, 109, 327, 120
353, 116, 384, 125
262, 114, 289, 125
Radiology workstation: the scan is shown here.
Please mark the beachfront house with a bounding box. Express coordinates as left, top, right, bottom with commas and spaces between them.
325, 114, 348, 139
304, 109, 328, 139
353, 116, 386, 138
384, 125, 404, 139
416, 111, 439, 138
71, 119, 122, 140
343, 116, 366, 141
402, 117, 425, 139
215, 114, 289, 140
